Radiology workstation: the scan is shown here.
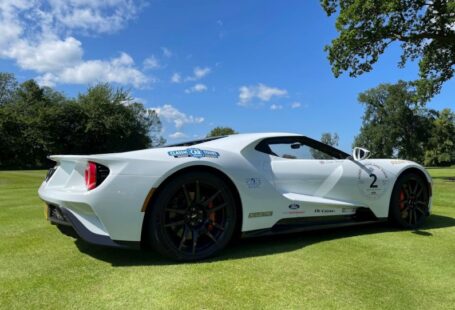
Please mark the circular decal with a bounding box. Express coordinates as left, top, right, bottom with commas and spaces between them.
357, 163, 389, 200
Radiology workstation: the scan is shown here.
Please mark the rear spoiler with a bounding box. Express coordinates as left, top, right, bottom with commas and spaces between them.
48, 155, 121, 167
49, 154, 114, 162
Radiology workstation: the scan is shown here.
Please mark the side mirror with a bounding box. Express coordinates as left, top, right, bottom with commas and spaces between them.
352, 147, 371, 161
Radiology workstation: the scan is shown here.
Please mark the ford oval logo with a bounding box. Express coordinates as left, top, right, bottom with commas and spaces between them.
289, 204, 300, 210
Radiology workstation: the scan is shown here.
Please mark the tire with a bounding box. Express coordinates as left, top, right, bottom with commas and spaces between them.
389, 172, 430, 229
148, 171, 237, 261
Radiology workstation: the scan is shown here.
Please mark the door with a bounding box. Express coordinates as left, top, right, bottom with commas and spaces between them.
255, 136, 356, 203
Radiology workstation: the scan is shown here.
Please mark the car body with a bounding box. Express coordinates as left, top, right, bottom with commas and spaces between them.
38, 133, 432, 260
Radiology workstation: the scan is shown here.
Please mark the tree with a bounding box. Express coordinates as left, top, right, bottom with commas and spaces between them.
424, 108, 455, 166
311, 132, 339, 159
75, 84, 165, 154
0, 75, 165, 169
353, 81, 434, 163
320, 132, 339, 147
321, 0, 455, 101
207, 126, 237, 137
0, 79, 67, 168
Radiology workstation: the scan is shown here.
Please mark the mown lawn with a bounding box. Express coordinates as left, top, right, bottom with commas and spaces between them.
1, 168, 454, 309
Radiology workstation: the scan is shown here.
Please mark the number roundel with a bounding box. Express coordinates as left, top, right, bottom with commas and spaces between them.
357, 164, 389, 200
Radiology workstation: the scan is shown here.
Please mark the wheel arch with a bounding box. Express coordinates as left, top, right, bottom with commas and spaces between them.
397, 167, 432, 196
388, 167, 432, 217
140, 165, 243, 246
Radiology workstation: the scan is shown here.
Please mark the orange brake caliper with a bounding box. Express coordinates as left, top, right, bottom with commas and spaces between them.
208, 201, 215, 231
399, 191, 405, 209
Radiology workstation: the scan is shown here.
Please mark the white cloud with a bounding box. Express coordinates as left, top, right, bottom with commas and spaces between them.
6, 37, 83, 73
39, 0, 141, 35
171, 72, 182, 83
169, 131, 187, 139
151, 104, 204, 129
161, 47, 172, 58
238, 83, 287, 106
194, 67, 211, 79
185, 83, 207, 93
270, 104, 283, 110
143, 55, 160, 70
291, 101, 302, 109
0, 0, 148, 88
185, 66, 211, 81
36, 52, 149, 87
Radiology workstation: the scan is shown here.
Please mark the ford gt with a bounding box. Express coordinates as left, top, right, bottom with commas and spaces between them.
38, 133, 432, 261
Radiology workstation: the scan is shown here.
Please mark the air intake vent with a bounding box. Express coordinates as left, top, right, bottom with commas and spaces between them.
96, 164, 110, 186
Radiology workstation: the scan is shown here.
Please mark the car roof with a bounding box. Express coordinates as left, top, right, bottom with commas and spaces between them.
194, 132, 301, 150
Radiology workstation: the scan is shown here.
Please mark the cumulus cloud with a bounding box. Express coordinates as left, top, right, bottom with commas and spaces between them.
37, 52, 149, 87
185, 83, 207, 93
143, 55, 160, 70
238, 83, 287, 106
171, 72, 182, 83
185, 66, 211, 81
151, 104, 204, 129
0, 0, 148, 88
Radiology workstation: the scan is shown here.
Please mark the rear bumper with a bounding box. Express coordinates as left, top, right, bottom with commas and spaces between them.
45, 203, 139, 249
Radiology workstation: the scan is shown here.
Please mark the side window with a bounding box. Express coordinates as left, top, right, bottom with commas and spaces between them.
268, 143, 316, 159
256, 138, 338, 160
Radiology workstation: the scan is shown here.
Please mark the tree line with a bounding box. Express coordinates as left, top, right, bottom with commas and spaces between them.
1, 72, 453, 170
0, 73, 165, 169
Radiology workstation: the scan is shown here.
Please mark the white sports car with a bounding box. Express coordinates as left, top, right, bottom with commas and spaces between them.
38, 133, 432, 261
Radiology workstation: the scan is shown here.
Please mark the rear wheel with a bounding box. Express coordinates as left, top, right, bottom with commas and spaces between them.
148, 171, 237, 261
389, 172, 429, 229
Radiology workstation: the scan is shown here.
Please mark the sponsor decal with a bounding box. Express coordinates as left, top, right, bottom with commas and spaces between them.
168, 148, 220, 159
342, 207, 356, 214
284, 210, 306, 215
315, 208, 335, 213
288, 204, 300, 210
357, 163, 389, 200
246, 178, 262, 189
248, 211, 273, 218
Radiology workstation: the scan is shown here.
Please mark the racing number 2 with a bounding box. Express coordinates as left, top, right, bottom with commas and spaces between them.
369, 173, 378, 188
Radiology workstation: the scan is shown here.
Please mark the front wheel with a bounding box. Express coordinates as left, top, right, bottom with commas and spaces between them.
389, 172, 430, 229
148, 171, 237, 261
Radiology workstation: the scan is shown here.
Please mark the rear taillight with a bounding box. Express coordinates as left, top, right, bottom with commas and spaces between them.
85, 162, 97, 190
84, 162, 109, 191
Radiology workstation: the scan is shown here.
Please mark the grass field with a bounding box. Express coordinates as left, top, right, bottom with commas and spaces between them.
1, 168, 455, 309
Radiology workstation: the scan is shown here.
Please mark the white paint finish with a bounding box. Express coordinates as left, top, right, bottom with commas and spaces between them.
38, 132, 433, 242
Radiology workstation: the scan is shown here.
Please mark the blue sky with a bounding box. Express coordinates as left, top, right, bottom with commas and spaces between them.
1, 0, 454, 152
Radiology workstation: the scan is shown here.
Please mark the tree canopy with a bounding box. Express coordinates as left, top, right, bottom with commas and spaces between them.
354, 81, 454, 164
424, 108, 455, 166
321, 0, 455, 101
207, 126, 237, 137
311, 132, 340, 159
0, 73, 164, 169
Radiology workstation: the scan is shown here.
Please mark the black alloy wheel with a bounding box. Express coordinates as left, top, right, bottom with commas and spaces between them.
148, 171, 237, 261
390, 172, 430, 229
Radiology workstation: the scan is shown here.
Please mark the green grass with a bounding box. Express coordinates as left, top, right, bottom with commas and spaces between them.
1, 168, 455, 309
